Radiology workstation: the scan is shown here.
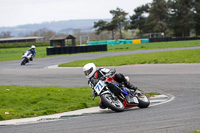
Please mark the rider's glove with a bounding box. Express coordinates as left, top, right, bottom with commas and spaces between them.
91, 78, 98, 85
88, 81, 94, 88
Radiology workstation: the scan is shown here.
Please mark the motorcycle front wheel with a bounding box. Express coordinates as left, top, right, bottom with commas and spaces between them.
100, 93, 124, 112
21, 58, 26, 65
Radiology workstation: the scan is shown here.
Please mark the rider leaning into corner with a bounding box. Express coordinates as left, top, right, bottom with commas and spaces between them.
26, 45, 36, 61
83, 63, 138, 109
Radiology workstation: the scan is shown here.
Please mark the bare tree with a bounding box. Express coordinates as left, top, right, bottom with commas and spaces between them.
0, 31, 12, 38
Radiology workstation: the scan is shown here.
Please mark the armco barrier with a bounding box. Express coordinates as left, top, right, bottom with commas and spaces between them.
46, 45, 107, 55
149, 37, 200, 42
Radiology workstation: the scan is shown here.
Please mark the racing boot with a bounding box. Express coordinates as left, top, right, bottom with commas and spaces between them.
124, 81, 137, 91
99, 100, 107, 109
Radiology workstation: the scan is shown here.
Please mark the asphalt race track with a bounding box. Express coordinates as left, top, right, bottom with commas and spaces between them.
0, 47, 200, 133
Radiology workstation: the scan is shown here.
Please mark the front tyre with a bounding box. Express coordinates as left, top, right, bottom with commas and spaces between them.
100, 93, 124, 112
21, 58, 26, 65
137, 93, 150, 108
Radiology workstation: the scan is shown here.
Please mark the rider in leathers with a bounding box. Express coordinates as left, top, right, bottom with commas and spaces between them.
83, 63, 138, 109
27, 45, 36, 61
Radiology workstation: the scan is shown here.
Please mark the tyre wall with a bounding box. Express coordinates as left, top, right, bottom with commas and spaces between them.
46, 45, 107, 55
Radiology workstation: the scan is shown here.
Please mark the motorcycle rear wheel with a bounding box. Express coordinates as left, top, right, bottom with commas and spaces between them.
137, 93, 150, 108
100, 93, 124, 112
131, 89, 150, 108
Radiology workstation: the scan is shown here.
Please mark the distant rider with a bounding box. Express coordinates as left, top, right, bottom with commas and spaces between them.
83, 63, 138, 109
27, 45, 36, 61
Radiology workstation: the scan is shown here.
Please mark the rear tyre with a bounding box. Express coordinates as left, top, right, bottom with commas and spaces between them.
137, 94, 150, 108
100, 93, 124, 112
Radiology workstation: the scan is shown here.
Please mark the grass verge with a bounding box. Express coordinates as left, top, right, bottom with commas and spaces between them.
108, 40, 200, 51
59, 49, 200, 67
0, 85, 158, 121
0, 86, 99, 120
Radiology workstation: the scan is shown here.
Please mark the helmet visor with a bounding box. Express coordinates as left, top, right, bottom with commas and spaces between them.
84, 67, 93, 77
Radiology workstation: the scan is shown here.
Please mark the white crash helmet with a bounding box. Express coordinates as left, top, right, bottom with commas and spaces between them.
31, 45, 36, 49
83, 63, 96, 78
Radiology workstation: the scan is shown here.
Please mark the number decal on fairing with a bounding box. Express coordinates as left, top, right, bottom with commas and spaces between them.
94, 81, 105, 95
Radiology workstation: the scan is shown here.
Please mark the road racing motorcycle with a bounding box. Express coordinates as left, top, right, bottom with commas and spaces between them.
90, 76, 150, 112
21, 50, 32, 65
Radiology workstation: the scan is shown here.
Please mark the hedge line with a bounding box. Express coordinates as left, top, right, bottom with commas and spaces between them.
0, 42, 50, 48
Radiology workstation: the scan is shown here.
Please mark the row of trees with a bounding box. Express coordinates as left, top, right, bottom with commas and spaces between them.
0, 31, 12, 38
0, 28, 109, 42
94, 0, 200, 39
24, 28, 102, 42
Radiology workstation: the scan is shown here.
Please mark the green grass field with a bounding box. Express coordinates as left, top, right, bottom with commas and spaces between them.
0, 47, 48, 61
0, 86, 158, 120
1, 40, 200, 61
59, 49, 200, 67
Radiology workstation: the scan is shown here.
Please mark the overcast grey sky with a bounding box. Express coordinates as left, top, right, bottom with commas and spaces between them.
0, 0, 152, 27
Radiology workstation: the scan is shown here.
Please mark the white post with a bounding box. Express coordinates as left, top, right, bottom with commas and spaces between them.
80, 36, 82, 46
